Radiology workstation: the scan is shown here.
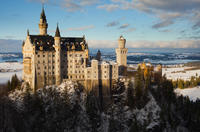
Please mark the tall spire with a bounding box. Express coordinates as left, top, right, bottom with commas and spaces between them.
39, 4, 48, 35
27, 29, 29, 36
40, 5, 47, 22
55, 23, 61, 37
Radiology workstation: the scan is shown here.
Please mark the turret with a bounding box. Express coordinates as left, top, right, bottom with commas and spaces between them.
26, 29, 30, 40
96, 50, 101, 61
39, 6, 48, 35
27, 29, 29, 36
118, 35, 126, 48
115, 36, 128, 75
54, 23, 61, 45
54, 24, 61, 85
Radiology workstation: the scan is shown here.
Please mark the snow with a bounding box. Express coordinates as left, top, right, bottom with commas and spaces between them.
135, 93, 161, 130
0, 62, 23, 84
162, 67, 200, 81
0, 62, 23, 71
175, 86, 200, 101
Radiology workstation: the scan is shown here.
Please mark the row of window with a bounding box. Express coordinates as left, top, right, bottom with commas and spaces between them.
36, 53, 84, 58
69, 54, 82, 57
68, 75, 85, 79
121, 51, 126, 54
38, 71, 55, 75
38, 60, 55, 64
37, 54, 55, 58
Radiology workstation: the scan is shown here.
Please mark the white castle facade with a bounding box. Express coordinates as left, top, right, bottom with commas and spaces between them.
22, 7, 128, 98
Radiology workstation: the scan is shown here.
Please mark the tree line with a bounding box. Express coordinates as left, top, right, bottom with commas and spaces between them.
172, 76, 200, 89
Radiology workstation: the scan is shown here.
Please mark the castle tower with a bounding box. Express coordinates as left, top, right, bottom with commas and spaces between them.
39, 6, 48, 35
96, 50, 101, 61
54, 24, 61, 85
116, 36, 128, 75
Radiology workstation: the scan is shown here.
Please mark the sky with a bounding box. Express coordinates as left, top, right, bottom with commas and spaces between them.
1, 0, 200, 52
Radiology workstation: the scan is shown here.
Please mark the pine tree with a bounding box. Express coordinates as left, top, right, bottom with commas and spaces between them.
126, 81, 135, 109
7, 80, 11, 91
86, 91, 101, 131
134, 66, 144, 102
10, 74, 20, 90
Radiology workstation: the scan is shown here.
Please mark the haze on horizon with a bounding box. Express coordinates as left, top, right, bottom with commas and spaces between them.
1, 0, 200, 52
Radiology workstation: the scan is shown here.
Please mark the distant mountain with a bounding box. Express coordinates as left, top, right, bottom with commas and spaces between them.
0, 39, 22, 53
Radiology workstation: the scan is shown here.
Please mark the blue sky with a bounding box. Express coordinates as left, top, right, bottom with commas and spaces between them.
1, 0, 200, 51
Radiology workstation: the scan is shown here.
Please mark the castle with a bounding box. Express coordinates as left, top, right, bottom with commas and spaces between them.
22, 7, 128, 99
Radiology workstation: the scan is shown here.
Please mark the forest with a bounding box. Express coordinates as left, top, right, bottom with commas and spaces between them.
0, 67, 200, 132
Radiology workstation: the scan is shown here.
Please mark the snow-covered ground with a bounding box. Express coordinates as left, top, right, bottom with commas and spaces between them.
162, 67, 200, 81
0, 62, 23, 84
175, 86, 200, 101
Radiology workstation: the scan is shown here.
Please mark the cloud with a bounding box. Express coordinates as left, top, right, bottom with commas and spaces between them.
119, 24, 129, 29
29, 0, 99, 12
28, 0, 48, 4
67, 25, 94, 31
124, 28, 136, 33
63, 0, 82, 12
152, 20, 174, 29
0, 39, 22, 52
106, 21, 119, 27
158, 29, 171, 33
88, 39, 200, 48
98, 0, 200, 30
97, 4, 119, 11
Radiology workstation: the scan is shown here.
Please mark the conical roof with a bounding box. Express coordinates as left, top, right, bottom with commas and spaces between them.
40, 6, 47, 22
55, 23, 60, 37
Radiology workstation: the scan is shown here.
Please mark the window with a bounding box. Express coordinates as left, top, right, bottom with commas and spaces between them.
53, 55, 55, 57
104, 71, 106, 73
43, 55, 45, 57
38, 55, 40, 57
38, 61, 40, 63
